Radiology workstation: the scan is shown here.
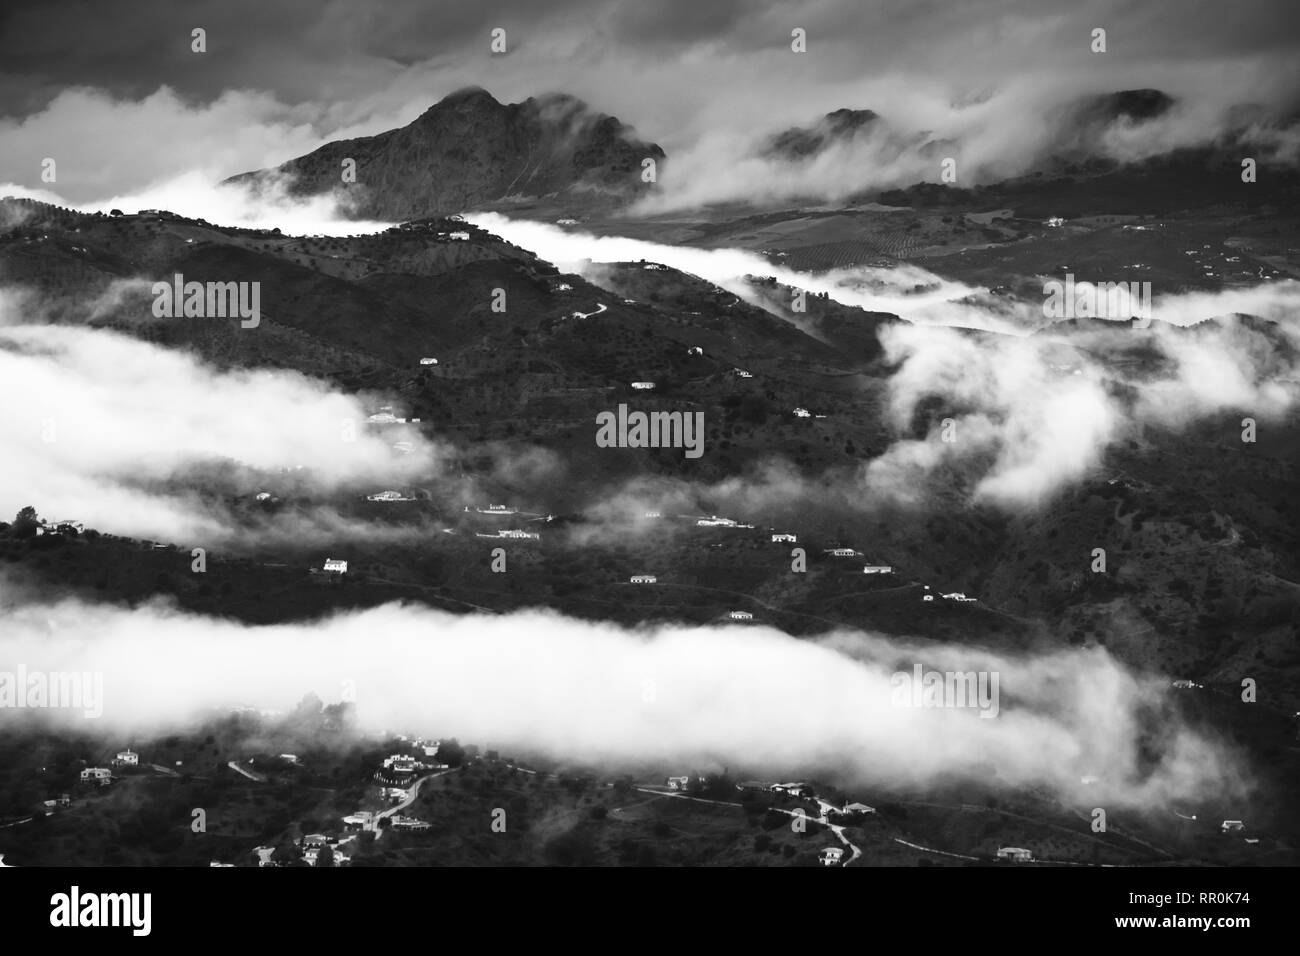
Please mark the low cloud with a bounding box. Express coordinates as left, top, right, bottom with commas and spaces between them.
0, 313, 438, 543
0, 583, 1248, 808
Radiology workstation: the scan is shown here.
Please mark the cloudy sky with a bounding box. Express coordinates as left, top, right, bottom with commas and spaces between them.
2, 0, 1298, 204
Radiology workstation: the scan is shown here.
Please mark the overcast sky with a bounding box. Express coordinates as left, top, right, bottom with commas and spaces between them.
2, 0, 1299, 202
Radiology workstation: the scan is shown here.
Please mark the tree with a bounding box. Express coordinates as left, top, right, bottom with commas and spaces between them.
12, 506, 39, 539
436, 738, 465, 767
271, 842, 302, 867
315, 845, 335, 868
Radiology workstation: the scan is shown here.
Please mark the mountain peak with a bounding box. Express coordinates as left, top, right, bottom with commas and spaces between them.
224, 88, 663, 219
765, 108, 881, 160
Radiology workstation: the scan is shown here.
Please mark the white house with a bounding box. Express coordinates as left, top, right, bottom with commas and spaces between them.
728, 610, 754, 621
792, 408, 812, 418
419, 357, 438, 365
687, 347, 703, 355
697, 516, 737, 527
367, 412, 399, 424
391, 816, 431, 830
279, 754, 299, 764
666, 776, 691, 791
997, 847, 1033, 862
819, 847, 845, 866
80, 768, 111, 785
447, 231, 470, 241
862, 565, 893, 574
367, 490, 404, 502
323, 558, 348, 574
630, 575, 658, 584
840, 802, 875, 815
771, 533, 796, 543
631, 381, 656, 390
922, 595, 935, 602
643, 511, 661, 519
771, 782, 812, 796
826, 548, 860, 557
255, 492, 272, 501
1221, 820, 1245, 833
556, 219, 578, 226
113, 749, 138, 766
383, 755, 416, 773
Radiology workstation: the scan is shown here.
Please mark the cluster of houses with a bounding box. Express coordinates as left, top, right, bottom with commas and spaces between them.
630, 574, 658, 584
77, 749, 138, 787
697, 515, 754, 529
366, 490, 413, 502
34, 518, 84, 537
920, 585, 976, 603
366, 405, 421, 425
475, 529, 540, 540
251, 832, 355, 868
